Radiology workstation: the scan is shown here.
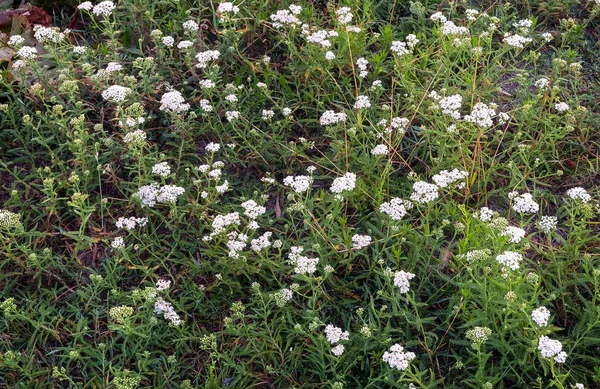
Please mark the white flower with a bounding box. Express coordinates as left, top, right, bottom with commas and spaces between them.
160, 90, 189, 113
410, 181, 439, 204
335, 7, 353, 25
17, 46, 37, 59
78, 1, 93, 11
287, 247, 319, 275
324, 324, 349, 344
73, 46, 87, 54
111, 236, 124, 248
352, 234, 372, 249
503, 33, 532, 48
430, 12, 447, 23
565, 187, 591, 203
501, 226, 526, 243
320, 110, 347, 125
92, 1, 115, 17
431, 169, 467, 188
124, 130, 146, 145
465, 9, 479, 20
331, 344, 345, 356
270, 8, 301, 28
380, 198, 413, 220
200, 79, 216, 89
537, 215, 557, 233
217, 2, 240, 14
496, 251, 523, 271
177, 40, 194, 50
240, 200, 266, 219
330, 172, 356, 194
541, 32, 553, 42
152, 162, 171, 177
196, 50, 220, 68
154, 298, 182, 326
262, 109, 275, 120
354, 95, 371, 109
225, 110, 239, 122
8, 35, 25, 47
463, 102, 496, 128
325, 51, 336, 60
102, 85, 132, 102
554, 102, 570, 112
161, 36, 175, 47
441, 21, 469, 35
538, 336, 564, 360
393, 270, 415, 293
511, 193, 539, 214
183, 20, 199, 32
382, 344, 416, 371
250, 231, 272, 252
156, 279, 171, 291
282, 107, 292, 117
535, 78, 549, 89
531, 306, 551, 327
283, 175, 313, 194
205, 142, 220, 152
371, 144, 388, 156
438, 94, 462, 119
116, 216, 147, 231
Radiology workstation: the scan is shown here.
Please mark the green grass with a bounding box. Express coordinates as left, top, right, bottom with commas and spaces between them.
1, 0, 600, 388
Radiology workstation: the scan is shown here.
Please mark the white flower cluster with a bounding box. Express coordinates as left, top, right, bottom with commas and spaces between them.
356, 57, 368, 78
241, 200, 266, 219
330, 172, 356, 195
511, 193, 540, 214
437, 93, 463, 120
371, 144, 388, 156
466, 326, 492, 343
283, 175, 313, 194
152, 162, 171, 177
102, 85, 132, 102
537, 215, 558, 233
183, 20, 199, 32
154, 298, 182, 326
225, 111, 239, 122
134, 183, 185, 208
565, 187, 591, 203
354, 95, 371, 109
352, 234, 372, 249
116, 216, 148, 231
111, 236, 125, 248
501, 226, 526, 243
496, 251, 523, 271
226, 231, 248, 258
535, 78, 549, 89
441, 21, 469, 35
17, 46, 38, 59
386, 117, 410, 134
8, 35, 24, 46
210, 212, 240, 236
92, 1, 115, 17
431, 169, 467, 188
156, 279, 171, 291
382, 344, 416, 371
33, 26, 65, 44
410, 181, 439, 204
251, 231, 272, 252
476, 207, 495, 222
320, 110, 347, 126
390, 35, 418, 56
393, 270, 416, 293
162, 36, 174, 47
217, 2, 239, 15
205, 142, 220, 152
380, 198, 413, 220
335, 7, 353, 25
463, 102, 496, 128
159, 90, 190, 113
270, 5, 302, 28
325, 324, 349, 344
503, 33, 532, 48
78, 1, 93, 11
261, 109, 274, 120
273, 287, 293, 307
124, 130, 146, 145
465, 9, 479, 20
554, 102, 570, 112
531, 306, 551, 327
105, 62, 122, 73
463, 249, 492, 262
287, 246, 319, 275
538, 336, 567, 363
306, 29, 338, 48
177, 40, 193, 50
196, 50, 220, 69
